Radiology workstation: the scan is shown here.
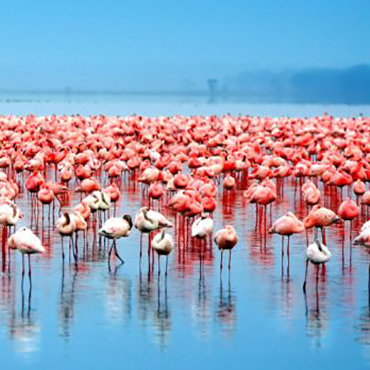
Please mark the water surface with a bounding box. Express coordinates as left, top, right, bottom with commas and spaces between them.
0, 171, 369, 370
1, 98, 370, 369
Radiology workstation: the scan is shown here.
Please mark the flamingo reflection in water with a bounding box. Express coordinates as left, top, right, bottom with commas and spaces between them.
193, 257, 212, 339
216, 272, 237, 338
304, 284, 329, 351
10, 281, 40, 355
153, 273, 171, 350
59, 266, 79, 339
9, 258, 40, 355
105, 265, 132, 325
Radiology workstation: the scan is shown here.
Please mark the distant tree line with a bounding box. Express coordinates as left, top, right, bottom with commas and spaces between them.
221, 65, 370, 104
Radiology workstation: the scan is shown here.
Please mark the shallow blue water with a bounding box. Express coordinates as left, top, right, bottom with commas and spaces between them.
1, 171, 370, 370
0, 93, 370, 117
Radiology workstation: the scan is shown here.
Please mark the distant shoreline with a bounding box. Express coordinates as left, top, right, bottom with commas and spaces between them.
0, 91, 369, 106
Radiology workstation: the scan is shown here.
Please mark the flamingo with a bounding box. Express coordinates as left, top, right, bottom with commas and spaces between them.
98, 215, 133, 265
303, 240, 332, 293
304, 205, 340, 244
214, 225, 238, 269
56, 212, 76, 260
71, 211, 88, 256
0, 201, 23, 227
191, 214, 214, 239
269, 212, 304, 267
338, 198, 359, 238
134, 206, 173, 233
8, 227, 46, 277
152, 228, 173, 275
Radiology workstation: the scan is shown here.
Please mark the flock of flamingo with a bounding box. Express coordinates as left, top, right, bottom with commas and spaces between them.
1, 113, 370, 295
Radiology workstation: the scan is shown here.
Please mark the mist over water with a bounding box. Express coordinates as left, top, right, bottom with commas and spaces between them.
0, 94, 370, 117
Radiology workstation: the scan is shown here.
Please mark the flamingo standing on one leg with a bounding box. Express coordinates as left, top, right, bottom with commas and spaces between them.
303, 240, 332, 293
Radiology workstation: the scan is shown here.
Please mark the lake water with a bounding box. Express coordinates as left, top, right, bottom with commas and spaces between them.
1, 96, 370, 370
1, 93, 370, 116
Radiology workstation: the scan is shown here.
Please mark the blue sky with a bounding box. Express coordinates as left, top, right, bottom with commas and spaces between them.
0, 0, 369, 90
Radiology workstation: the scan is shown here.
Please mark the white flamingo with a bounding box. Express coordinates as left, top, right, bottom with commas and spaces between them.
191, 214, 214, 239
98, 214, 133, 265
8, 227, 46, 277
134, 206, 173, 257
0, 201, 23, 226
152, 228, 173, 275
303, 240, 332, 293
134, 206, 172, 232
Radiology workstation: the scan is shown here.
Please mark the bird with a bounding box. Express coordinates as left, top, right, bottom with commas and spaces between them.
269, 212, 304, 259
98, 214, 133, 265
303, 240, 332, 293
223, 174, 236, 190
338, 198, 360, 220
83, 193, 100, 212
214, 225, 238, 269
0, 200, 23, 252
37, 183, 54, 205
354, 179, 366, 200
56, 212, 76, 260
0, 201, 23, 227
96, 190, 111, 213
338, 198, 359, 238
134, 206, 172, 257
302, 181, 321, 206
134, 206, 173, 232
304, 205, 340, 244
191, 214, 214, 239
71, 211, 88, 256
8, 227, 46, 277
152, 228, 174, 275
353, 222, 370, 247
82, 192, 101, 225
354, 223, 370, 291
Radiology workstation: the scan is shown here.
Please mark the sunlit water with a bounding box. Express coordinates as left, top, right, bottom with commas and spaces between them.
1, 97, 370, 370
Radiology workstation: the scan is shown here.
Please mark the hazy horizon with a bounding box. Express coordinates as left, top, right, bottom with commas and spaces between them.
1, 0, 369, 92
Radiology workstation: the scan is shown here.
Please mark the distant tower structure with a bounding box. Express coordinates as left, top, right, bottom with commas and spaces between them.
208, 79, 219, 103
64, 86, 72, 102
